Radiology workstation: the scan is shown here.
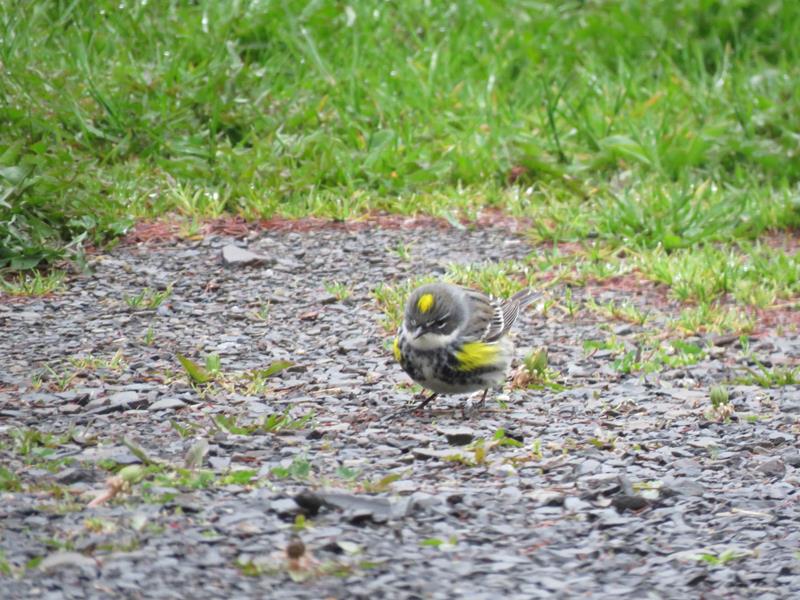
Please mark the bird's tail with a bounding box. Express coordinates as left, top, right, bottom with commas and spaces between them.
510, 288, 542, 309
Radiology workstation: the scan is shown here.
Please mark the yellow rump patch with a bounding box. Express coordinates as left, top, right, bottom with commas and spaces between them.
455, 341, 500, 372
417, 293, 435, 313
393, 337, 402, 362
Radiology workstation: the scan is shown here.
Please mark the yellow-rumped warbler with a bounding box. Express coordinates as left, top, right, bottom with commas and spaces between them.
393, 282, 539, 411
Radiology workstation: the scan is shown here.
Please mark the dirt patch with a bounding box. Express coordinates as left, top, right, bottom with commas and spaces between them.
120, 210, 533, 246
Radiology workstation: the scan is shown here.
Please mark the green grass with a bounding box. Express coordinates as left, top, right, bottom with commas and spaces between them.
3, 0, 800, 269
0, 269, 66, 295
635, 242, 800, 305
124, 285, 173, 310
323, 281, 353, 302
735, 362, 800, 387
583, 336, 707, 375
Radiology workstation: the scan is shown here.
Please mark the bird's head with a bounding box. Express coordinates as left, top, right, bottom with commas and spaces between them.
403, 283, 464, 342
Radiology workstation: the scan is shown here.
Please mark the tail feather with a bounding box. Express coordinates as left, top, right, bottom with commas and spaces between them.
489, 288, 541, 341
510, 288, 541, 309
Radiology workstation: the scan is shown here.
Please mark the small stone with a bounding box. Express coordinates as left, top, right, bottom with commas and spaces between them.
337, 337, 368, 353
756, 458, 786, 478
55, 468, 92, 484
169, 494, 202, 513
612, 495, 649, 511
388, 479, 418, 494
527, 489, 565, 506
499, 486, 523, 503
109, 391, 145, 409
564, 496, 592, 511
15, 311, 41, 323
221, 244, 268, 266
782, 452, 800, 467
437, 427, 475, 446
246, 401, 269, 414
411, 447, 467, 461
577, 458, 602, 476
209, 456, 231, 471
673, 458, 702, 476
662, 477, 705, 497
711, 334, 739, 347
148, 398, 187, 411
38, 551, 96, 573
271, 498, 301, 515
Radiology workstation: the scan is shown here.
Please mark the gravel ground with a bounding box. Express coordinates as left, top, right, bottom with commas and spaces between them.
1, 224, 799, 599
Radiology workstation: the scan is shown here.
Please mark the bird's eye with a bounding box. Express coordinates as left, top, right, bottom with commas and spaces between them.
434, 318, 448, 330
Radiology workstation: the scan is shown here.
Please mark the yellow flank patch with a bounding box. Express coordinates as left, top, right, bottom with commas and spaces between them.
417, 293, 435, 313
455, 341, 500, 372
393, 337, 402, 362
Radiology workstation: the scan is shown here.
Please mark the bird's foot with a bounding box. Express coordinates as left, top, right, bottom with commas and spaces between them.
383, 392, 438, 421
461, 390, 489, 419
413, 392, 438, 412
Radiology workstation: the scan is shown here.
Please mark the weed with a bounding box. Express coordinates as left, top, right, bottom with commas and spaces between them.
125, 286, 173, 310
177, 354, 213, 385
292, 514, 309, 532
512, 348, 564, 391
673, 304, 755, 336
83, 517, 117, 534
213, 415, 257, 436
0, 270, 66, 296
9, 428, 70, 460
271, 456, 312, 480
205, 353, 222, 376
250, 302, 272, 321
335, 466, 360, 482
0, 466, 22, 491
0, 551, 12, 576
261, 410, 314, 433
169, 420, 197, 439
446, 261, 531, 298
323, 281, 352, 301
219, 470, 259, 487
706, 384, 734, 422
586, 298, 648, 325
360, 472, 403, 493
37, 365, 77, 392
392, 242, 411, 262
420, 536, 458, 551
68, 349, 126, 372
243, 361, 294, 395
493, 429, 524, 448
736, 363, 800, 387
583, 337, 626, 356
695, 549, 749, 567
562, 287, 579, 318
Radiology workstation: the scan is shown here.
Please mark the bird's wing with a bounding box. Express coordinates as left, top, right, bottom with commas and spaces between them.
460, 289, 507, 342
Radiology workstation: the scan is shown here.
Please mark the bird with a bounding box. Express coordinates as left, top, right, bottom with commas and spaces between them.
393, 282, 539, 412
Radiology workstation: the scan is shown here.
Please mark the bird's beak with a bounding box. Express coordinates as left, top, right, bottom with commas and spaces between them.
412, 327, 424, 339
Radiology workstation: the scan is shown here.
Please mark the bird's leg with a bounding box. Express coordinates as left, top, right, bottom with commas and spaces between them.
414, 392, 438, 411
